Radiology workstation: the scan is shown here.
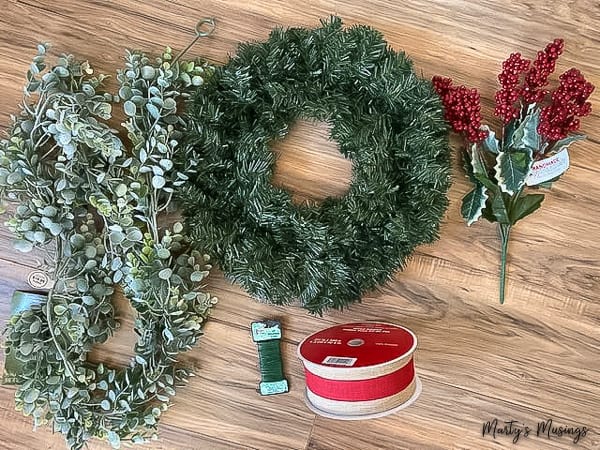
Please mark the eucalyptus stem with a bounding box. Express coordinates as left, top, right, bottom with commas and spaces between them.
498, 223, 512, 305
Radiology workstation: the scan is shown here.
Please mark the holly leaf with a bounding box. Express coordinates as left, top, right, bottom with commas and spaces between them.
490, 187, 510, 224
467, 145, 495, 190
503, 120, 516, 149
534, 175, 561, 190
481, 125, 499, 154
509, 193, 545, 225
548, 133, 586, 154
461, 183, 489, 226
494, 148, 533, 195
510, 104, 540, 151
481, 203, 497, 223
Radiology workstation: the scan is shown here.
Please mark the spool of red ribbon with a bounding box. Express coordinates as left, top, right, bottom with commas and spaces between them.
297, 322, 421, 420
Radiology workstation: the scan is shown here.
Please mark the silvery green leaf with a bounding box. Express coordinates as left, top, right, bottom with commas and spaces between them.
152, 175, 166, 189
163, 97, 177, 110
33, 231, 46, 243
118, 86, 133, 100
23, 388, 40, 403
163, 328, 174, 342
190, 271, 205, 282
56, 179, 67, 191
141, 65, 156, 79
109, 231, 125, 244
157, 248, 170, 259
113, 270, 123, 283
82, 296, 96, 306
150, 97, 164, 108
48, 223, 63, 236
100, 400, 111, 411
158, 268, 172, 280
159, 159, 173, 171
6, 172, 23, 184
107, 431, 121, 449
29, 321, 41, 334
54, 66, 69, 77
20, 120, 34, 133
85, 245, 97, 258
53, 304, 67, 315
20, 343, 34, 357
123, 100, 136, 117
14, 240, 33, 252
173, 222, 183, 233
115, 184, 127, 197
77, 277, 89, 292
42, 205, 57, 217
180, 72, 191, 86
191, 75, 203, 86
146, 103, 160, 120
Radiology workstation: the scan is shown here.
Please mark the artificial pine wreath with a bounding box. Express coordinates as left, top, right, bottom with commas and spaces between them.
180, 17, 451, 314
0, 45, 216, 449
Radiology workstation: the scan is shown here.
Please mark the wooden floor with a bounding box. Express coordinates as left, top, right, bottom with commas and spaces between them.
1, 1, 599, 449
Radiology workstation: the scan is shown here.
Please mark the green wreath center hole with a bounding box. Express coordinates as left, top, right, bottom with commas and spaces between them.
88, 288, 138, 368
271, 119, 352, 205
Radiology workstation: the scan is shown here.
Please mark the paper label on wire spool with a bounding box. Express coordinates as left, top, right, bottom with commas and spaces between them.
298, 323, 416, 369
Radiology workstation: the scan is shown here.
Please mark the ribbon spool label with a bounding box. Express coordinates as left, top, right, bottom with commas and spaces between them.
299, 322, 416, 368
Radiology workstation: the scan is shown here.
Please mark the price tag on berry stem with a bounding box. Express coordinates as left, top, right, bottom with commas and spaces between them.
526, 150, 570, 186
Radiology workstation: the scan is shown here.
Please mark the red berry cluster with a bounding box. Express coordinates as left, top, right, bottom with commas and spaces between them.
494, 53, 531, 122
522, 39, 564, 104
432, 76, 488, 143
538, 68, 595, 141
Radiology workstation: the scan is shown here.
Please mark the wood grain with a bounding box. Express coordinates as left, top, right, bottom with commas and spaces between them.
1, 0, 599, 449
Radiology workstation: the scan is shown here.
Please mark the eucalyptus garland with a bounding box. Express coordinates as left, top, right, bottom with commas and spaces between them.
0, 44, 216, 449
179, 17, 451, 314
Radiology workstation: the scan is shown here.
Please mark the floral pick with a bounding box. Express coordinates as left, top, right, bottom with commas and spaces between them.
434, 39, 594, 304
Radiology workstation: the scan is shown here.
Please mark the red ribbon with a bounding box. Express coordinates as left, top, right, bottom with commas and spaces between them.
305, 358, 415, 402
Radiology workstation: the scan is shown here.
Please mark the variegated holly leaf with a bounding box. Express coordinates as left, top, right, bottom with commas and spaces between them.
490, 186, 511, 224
467, 144, 495, 190
510, 105, 540, 152
548, 132, 586, 154
461, 183, 489, 225
481, 125, 499, 154
494, 148, 533, 195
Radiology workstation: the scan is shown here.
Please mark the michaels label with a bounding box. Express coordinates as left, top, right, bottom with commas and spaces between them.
526, 151, 569, 186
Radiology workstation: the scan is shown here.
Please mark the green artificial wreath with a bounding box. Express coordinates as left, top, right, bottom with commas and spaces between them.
179, 17, 451, 314
1, 45, 216, 449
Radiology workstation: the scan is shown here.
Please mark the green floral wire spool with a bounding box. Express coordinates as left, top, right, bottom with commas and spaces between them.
0, 39, 217, 449
251, 321, 289, 395
179, 16, 451, 314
